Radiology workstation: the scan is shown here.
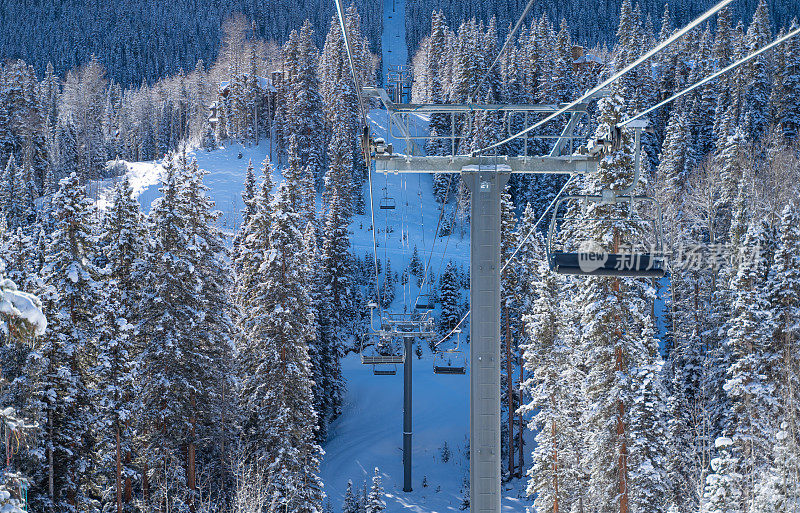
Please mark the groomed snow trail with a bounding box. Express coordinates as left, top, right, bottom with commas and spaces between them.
380, 0, 408, 83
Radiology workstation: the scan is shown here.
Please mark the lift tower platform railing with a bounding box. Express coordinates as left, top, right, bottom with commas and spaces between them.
361, 86, 645, 513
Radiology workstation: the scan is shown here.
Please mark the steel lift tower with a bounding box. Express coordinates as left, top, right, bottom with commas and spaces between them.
361, 88, 650, 512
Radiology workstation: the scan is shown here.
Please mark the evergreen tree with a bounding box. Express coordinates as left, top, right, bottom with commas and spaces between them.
365, 468, 385, 513
772, 20, 800, 144
701, 437, 744, 513
438, 261, 460, 335
31, 172, 101, 512
284, 21, 324, 180
96, 177, 146, 513
723, 219, 780, 508
237, 181, 324, 512
742, 0, 773, 143
343, 480, 359, 513
575, 95, 667, 513
139, 155, 232, 511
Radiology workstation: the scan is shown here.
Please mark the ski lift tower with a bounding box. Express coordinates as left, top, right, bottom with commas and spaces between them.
362, 308, 437, 492
362, 86, 651, 513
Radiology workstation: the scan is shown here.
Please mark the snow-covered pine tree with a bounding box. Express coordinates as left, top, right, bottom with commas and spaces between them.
499, 184, 519, 477
521, 256, 582, 513
179, 155, 236, 505
742, 0, 773, 144
232, 158, 258, 274
772, 19, 800, 144
342, 480, 359, 513
381, 258, 395, 309
438, 260, 460, 336
657, 109, 692, 209
722, 217, 780, 508
768, 202, 800, 483
238, 180, 324, 512
575, 95, 667, 513
315, 105, 354, 431
283, 21, 324, 181
234, 155, 274, 312
365, 468, 385, 513
31, 172, 101, 512
96, 177, 146, 513
139, 154, 232, 511
701, 437, 744, 513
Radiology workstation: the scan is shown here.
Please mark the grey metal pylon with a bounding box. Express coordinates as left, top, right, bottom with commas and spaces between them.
463, 169, 509, 513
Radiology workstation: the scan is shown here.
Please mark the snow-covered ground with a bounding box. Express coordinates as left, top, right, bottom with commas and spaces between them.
380, 0, 408, 84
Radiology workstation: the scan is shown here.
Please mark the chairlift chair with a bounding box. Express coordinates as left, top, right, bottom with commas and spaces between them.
373, 364, 397, 376
379, 186, 396, 210
360, 331, 405, 365
433, 329, 466, 375
414, 292, 435, 311
546, 193, 666, 278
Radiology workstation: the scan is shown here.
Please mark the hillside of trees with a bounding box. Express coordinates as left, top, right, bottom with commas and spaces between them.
1, 0, 798, 85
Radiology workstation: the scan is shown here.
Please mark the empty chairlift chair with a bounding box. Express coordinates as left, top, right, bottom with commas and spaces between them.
546, 193, 666, 278
379, 187, 396, 210
360, 331, 404, 375
433, 329, 466, 375
414, 292, 435, 311
372, 364, 398, 376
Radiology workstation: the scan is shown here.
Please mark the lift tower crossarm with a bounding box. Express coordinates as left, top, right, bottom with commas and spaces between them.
374, 155, 598, 175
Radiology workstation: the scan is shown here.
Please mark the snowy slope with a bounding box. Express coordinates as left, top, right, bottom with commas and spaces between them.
380, 0, 408, 83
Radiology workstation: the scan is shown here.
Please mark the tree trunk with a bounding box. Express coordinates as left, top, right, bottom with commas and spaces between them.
48, 410, 54, 513
116, 422, 123, 513
188, 391, 197, 513
518, 351, 524, 478
506, 307, 514, 475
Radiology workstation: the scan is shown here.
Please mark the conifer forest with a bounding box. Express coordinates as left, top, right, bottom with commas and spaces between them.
0, 0, 799, 511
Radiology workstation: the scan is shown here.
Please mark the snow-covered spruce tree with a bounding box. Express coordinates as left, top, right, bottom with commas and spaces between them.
657, 109, 692, 209
315, 107, 354, 433
499, 184, 519, 477
138, 154, 233, 511
365, 468, 385, 513
771, 20, 800, 144
235, 156, 275, 309
437, 260, 460, 337
342, 480, 358, 513
232, 157, 258, 275
720, 217, 781, 509
95, 177, 146, 513
30, 172, 101, 512
237, 180, 324, 512
283, 20, 324, 181
767, 201, 800, 492
234, 155, 274, 435
742, 0, 772, 145
381, 258, 395, 309
180, 155, 237, 504
575, 95, 668, 513
701, 436, 744, 513
521, 257, 584, 513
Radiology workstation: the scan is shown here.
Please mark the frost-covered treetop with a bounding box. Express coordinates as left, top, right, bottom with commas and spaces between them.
0, 259, 46, 336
